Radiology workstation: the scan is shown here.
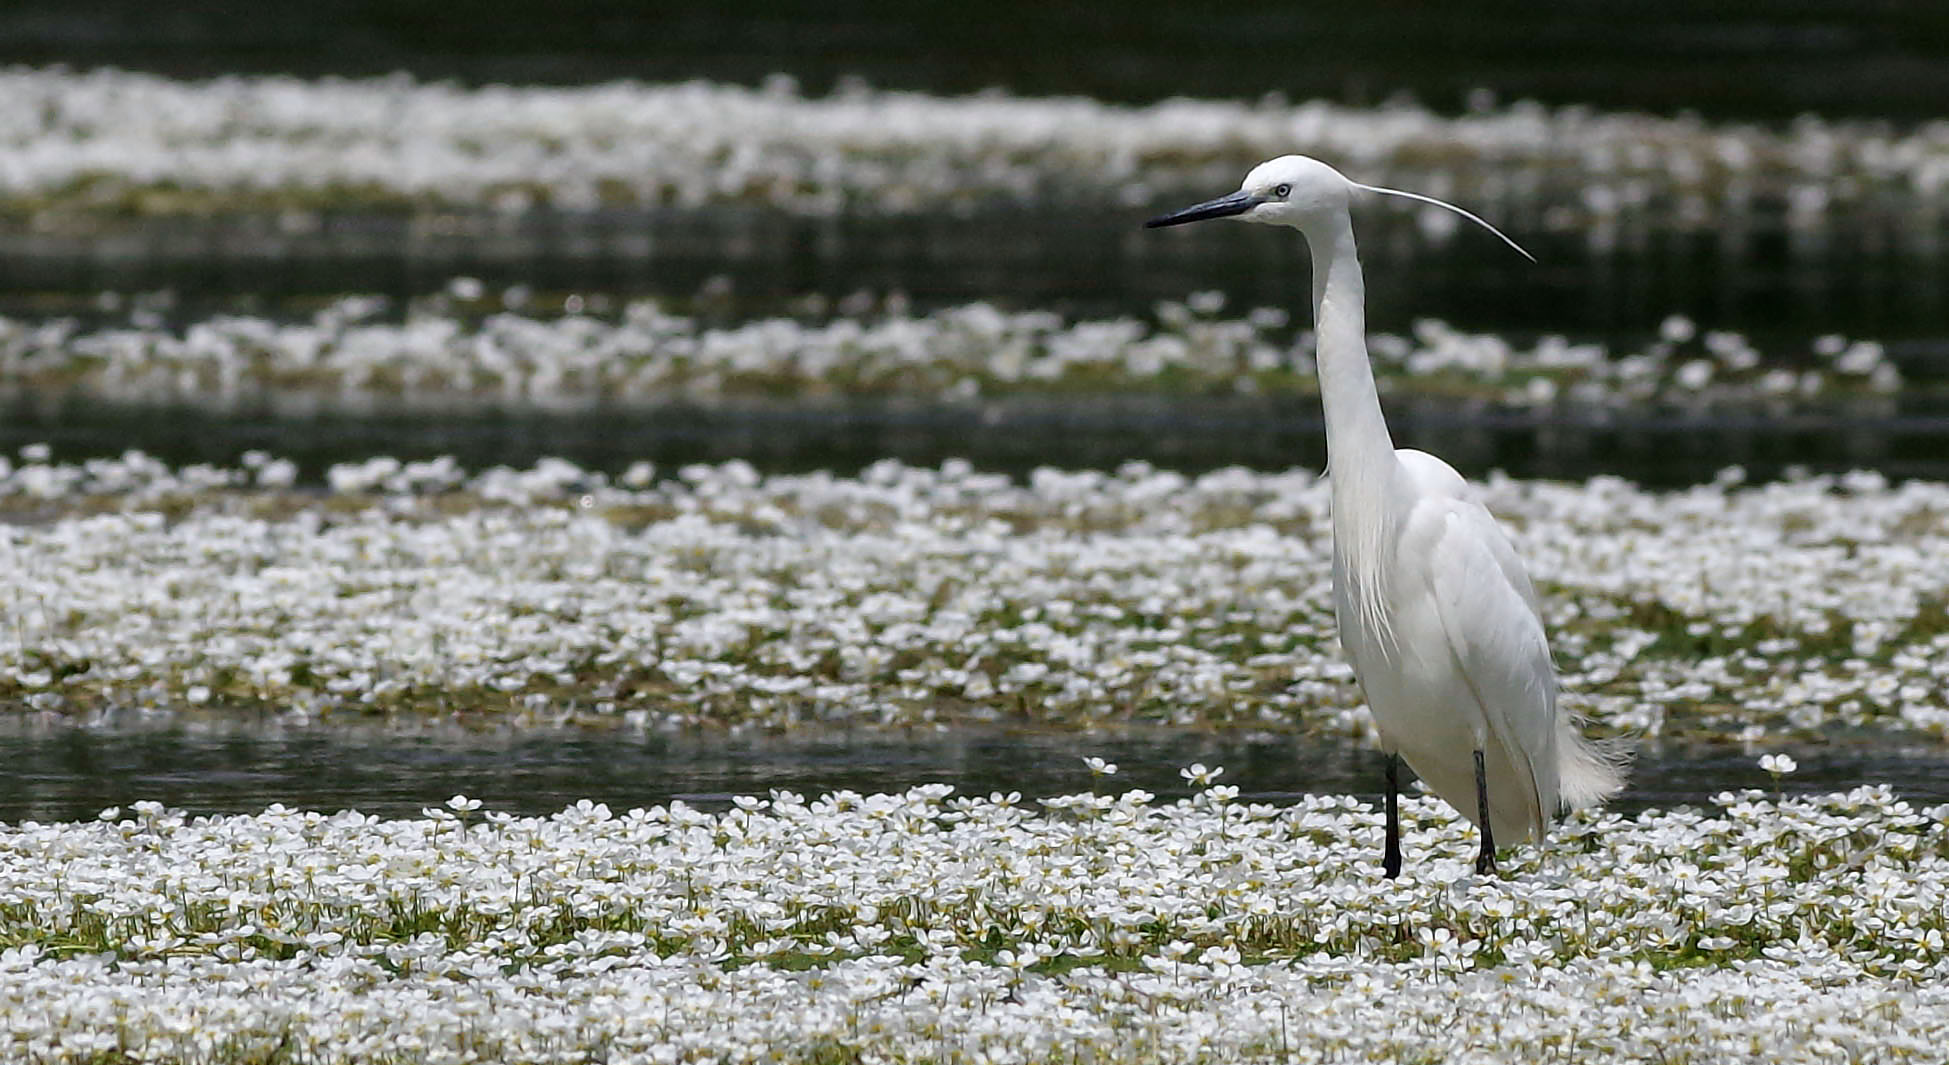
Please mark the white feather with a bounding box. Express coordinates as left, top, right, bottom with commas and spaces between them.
1149, 154, 1626, 873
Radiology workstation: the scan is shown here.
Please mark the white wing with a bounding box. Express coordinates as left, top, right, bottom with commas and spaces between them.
1395, 455, 1559, 840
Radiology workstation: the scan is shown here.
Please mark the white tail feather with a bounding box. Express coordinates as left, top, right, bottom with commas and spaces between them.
1355, 183, 1536, 262
1556, 716, 1631, 811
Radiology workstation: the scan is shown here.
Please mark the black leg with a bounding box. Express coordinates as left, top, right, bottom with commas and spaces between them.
1383, 753, 1403, 879
1473, 749, 1497, 876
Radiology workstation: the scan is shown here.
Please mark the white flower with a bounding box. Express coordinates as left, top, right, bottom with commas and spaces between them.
1180, 763, 1225, 786
4, 449, 1949, 751
1082, 757, 1119, 776
0, 785, 1937, 1060
1759, 753, 1799, 776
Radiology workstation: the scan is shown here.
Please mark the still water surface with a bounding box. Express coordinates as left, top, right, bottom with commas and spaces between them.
7, 201, 1949, 484
1, 713, 1941, 824
9, 395, 1949, 488
8, 204, 1947, 340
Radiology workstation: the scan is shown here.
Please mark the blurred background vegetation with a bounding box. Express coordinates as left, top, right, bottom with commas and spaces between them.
5, 0, 1948, 119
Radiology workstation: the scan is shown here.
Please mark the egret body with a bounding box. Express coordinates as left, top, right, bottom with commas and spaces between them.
1146, 156, 1624, 876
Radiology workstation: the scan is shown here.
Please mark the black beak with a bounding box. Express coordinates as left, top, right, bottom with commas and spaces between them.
1144, 189, 1262, 228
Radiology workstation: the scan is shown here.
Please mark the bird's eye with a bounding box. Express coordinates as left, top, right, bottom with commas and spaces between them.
1274, 183, 1292, 198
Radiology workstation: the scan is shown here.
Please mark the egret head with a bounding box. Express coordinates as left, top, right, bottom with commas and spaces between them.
1144, 155, 1349, 231
1144, 154, 1535, 261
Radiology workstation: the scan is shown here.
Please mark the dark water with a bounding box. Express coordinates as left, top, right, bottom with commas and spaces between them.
8, 394, 1949, 490
7, 200, 1949, 486
1, 713, 1941, 824
8, 203, 1949, 340
5, 1, 1948, 121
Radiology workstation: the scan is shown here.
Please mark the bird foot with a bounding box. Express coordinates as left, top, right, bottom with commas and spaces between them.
1474, 850, 1498, 876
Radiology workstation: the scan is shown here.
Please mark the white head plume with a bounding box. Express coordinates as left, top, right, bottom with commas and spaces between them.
1353, 182, 1536, 262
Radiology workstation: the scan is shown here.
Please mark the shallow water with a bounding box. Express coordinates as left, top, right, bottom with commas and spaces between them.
7, 394, 1948, 488
7, 203, 1948, 341
7, 197, 1949, 485
0, 712, 1940, 824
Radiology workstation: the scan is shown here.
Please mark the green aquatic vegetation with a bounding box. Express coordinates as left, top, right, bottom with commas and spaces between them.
0, 295, 1908, 412
3, 454, 1947, 741
0, 787, 1942, 1062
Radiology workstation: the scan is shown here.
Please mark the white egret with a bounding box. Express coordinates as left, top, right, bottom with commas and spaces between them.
1146, 156, 1625, 877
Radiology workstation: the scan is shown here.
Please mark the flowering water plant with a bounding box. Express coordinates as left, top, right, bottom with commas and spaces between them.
0, 296, 1903, 411
6, 68, 1949, 222
0, 784, 1942, 1063
2, 452, 1945, 743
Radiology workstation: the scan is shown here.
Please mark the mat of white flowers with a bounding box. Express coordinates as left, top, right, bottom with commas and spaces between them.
0, 294, 1903, 411
6, 67, 1947, 220
3, 451, 1946, 742
0, 783, 1943, 1064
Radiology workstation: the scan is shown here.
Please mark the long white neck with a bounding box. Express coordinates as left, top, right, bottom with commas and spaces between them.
1309, 210, 1402, 647
1309, 212, 1398, 491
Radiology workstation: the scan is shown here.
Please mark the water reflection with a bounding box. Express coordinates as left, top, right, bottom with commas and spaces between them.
8, 394, 1949, 488
1, 712, 1940, 824
4, 200, 1947, 339
6, 196, 1949, 485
